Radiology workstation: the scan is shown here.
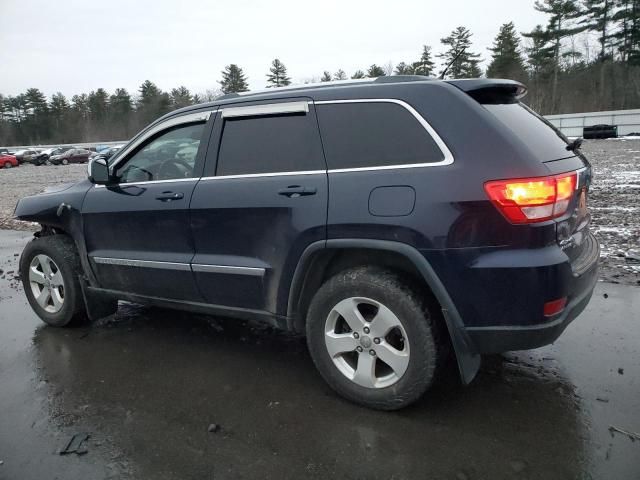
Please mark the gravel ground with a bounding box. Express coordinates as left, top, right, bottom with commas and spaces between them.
1, 139, 638, 285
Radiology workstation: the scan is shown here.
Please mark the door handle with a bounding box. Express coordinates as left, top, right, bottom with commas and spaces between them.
155, 191, 184, 201
277, 185, 317, 198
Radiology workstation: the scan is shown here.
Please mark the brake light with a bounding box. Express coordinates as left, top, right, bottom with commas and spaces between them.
484, 172, 578, 224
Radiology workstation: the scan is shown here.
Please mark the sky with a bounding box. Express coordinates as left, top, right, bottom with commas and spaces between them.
0, 0, 548, 99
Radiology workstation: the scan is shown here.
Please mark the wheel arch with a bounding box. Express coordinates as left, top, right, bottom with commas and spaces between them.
287, 239, 481, 384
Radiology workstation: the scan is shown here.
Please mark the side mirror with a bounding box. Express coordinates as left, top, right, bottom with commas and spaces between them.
88, 158, 111, 184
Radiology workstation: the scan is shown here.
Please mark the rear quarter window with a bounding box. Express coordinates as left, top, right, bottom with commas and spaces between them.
483, 103, 572, 162
316, 102, 445, 170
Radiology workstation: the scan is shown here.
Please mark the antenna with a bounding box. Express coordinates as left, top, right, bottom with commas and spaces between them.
439, 47, 467, 80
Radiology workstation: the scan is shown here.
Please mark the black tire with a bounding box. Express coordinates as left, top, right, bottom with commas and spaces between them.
20, 235, 87, 327
3, 162, 11, 168
306, 266, 444, 410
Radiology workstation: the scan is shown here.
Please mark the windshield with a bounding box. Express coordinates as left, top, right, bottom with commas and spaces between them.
483, 103, 573, 162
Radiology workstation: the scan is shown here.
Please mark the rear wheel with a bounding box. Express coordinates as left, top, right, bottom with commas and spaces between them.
3, 162, 11, 168
306, 267, 443, 410
20, 235, 86, 327
45, 159, 52, 166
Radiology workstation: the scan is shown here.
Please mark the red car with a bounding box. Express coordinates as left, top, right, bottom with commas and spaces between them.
0, 154, 18, 169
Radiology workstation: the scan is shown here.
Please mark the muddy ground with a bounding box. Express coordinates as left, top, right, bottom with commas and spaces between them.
0, 230, 639, 479
1, 139, 638, 285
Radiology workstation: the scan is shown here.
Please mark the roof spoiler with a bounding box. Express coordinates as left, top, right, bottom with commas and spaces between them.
445, 78, 527, 103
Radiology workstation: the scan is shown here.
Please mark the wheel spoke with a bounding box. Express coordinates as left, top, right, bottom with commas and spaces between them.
369, 303, 402, 337
51, 289, 64, 309
29, 266, 46, 285
353, 353, 377, 388
38, 255, 53, 277
325, 332, 357, 358
51, 270, 64, 287
36, 288, 51, 309
376, 342, 410, 377
333, 298, 366, 332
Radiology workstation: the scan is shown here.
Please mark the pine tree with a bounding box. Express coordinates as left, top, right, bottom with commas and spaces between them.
137, 80, 171, 123
525, 1, 584, 112
437, 27, 483, 78
219, 64, 249, 93
367, 64, 386, 77
486, 22, 528, 81
581, 0, 616, 60
170, 86, 194, 108
412, 45, 436, 76
351, 70, 366, 79
109, 88, 132, 116
394, 62, 414, 74
266, 58, 291, 87
320, 71, 332, 82
333, 69, 347, 80
88, 88, 109, 122
611, 0, 640, 64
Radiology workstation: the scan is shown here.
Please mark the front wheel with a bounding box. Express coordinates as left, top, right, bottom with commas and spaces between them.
61, 159, 69, 165
20, 235, 86, 327
306, 267, 443, 410
3, 162, 11, 168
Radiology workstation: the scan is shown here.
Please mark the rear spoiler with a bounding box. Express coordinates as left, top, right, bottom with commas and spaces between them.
445, 79, 527, 104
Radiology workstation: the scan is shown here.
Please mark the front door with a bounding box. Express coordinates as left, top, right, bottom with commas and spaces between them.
190, 100, 328, 314
82, 110, 214, 301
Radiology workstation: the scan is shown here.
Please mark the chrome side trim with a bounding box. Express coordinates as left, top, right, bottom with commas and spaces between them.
221, 101, 309, 119
94, 177, 198, 188
314, 98, 454, 172
92, 257, 192, 271
199, 170, 325, 181
191, 264, 265, 276
110, 109, 216, 171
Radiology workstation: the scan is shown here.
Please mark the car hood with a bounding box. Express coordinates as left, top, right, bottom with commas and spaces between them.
14, 179, 93, 227
43, 182, 77, 194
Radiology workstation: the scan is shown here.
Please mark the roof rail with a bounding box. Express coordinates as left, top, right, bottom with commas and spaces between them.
373, 75, 433, 83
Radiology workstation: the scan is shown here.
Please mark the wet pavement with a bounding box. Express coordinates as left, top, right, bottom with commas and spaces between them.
0, 229, 639, 480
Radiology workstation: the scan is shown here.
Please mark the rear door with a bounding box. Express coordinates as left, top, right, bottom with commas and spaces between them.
82, 110, 214, 300
190, 99, 328, 313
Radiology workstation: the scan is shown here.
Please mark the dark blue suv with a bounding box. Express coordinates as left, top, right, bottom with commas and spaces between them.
15, 76, 599, 410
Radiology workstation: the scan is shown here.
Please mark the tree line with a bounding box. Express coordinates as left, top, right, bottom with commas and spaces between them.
1, 0, 638, 146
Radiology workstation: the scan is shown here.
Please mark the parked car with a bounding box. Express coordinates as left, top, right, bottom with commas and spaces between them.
89, 146, 121, 161
0, 148, 13, 155
12, 149, 40, 164
0, 153, 18, 168
14, 77, 599, 410
49, 148, 91, 165
34, 147, 75, 165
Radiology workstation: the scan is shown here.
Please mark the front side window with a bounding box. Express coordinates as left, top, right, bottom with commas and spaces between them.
316, 102, 445, 170
117, 122, 205, 183
216, 112, 325, 176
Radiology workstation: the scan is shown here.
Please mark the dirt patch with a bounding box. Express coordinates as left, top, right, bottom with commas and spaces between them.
1, 140, 638, 285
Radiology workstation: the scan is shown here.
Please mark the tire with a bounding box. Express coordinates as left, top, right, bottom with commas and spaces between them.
20, 235, 87, 327
61, 159, 69, 165
45, 160, 52, 166
306, 266, 444, 410
3, 162, 11, 168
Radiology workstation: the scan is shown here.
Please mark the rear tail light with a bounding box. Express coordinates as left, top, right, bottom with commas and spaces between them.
484, 171, 578, 224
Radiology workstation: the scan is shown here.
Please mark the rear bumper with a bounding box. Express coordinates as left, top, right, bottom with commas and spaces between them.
423, 231, 600, 354
464, 270, 596, 353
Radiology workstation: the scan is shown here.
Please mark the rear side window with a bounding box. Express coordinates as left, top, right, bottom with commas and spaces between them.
483, 103, 572, 161
216, 113, 325, 175
316, 102, 444, 170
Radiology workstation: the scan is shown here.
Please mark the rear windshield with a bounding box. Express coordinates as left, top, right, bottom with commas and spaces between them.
483, 103, 572, 162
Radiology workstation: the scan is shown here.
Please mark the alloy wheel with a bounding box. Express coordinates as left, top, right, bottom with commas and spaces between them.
324, 297, 410, 389
29, 254, 65, 314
